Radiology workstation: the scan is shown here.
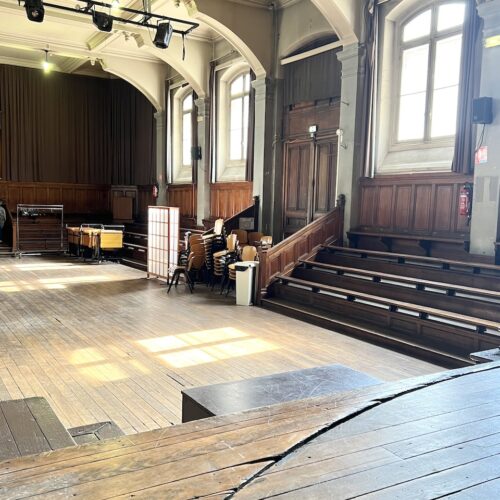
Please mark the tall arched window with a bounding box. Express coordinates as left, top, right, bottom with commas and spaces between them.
396, 1, 465, 143
228, 72, 251, 163
182, 93, 193, 168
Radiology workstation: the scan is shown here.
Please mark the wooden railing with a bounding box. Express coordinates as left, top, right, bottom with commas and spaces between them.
258, 197, 345, 299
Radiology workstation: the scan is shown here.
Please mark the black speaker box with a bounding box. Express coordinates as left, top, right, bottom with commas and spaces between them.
473, 97, 493, 124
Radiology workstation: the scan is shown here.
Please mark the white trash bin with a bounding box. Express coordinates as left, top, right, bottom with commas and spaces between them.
235, 261, 259, 306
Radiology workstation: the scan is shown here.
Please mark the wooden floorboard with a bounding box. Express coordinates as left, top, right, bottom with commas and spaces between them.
0, 256, 442, 433
0, 363, 498, 499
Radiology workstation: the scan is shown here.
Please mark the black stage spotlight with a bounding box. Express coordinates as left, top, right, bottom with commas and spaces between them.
154, 22, 173, 49
92, 10, 113, 32
24, 0, 45, 23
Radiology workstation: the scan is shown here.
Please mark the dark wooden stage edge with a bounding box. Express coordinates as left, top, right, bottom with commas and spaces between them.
0, 361, 499, 498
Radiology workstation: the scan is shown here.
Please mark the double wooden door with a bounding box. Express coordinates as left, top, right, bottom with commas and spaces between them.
283, 135, 338, 237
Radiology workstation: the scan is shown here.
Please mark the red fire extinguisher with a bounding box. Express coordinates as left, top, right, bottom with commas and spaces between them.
152, 182, 159, 199
459, 183, 473, 224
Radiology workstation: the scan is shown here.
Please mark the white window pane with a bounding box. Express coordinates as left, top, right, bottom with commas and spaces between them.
182, 112, 191, 165
230, 129, 242, 160
431, 86, 459, 137
244, 73, 251, 92
231, 75, 244, 96
243, 95, 249, 126
438, 3, 465, 32
398, 92, 426, 141
434, 35, 462, 90
400, 45, 429, 95
182, 94, 192, 112
403, 9, 431, 42
230, 98, 243, 131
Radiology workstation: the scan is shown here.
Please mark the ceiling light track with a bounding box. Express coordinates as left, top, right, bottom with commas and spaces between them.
19, 1, 199, 38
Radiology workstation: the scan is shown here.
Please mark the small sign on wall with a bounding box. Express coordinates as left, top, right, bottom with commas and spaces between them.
475, 146, 488, 165
239, 217, 255, 230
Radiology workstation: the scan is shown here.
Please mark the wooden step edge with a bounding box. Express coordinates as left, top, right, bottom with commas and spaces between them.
276, 275, 500, 332
297, 259, 500, 300
322, 245, 500, 272
261, 297, 469, 367
120, 258, 147, 269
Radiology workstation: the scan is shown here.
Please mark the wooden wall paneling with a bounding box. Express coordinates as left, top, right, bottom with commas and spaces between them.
209, 182, 253, 220
137, 186, 154, 222
359, 186, 378, 228
375, 185, 394, 229
412, 184, 433, 233
168, 184, 196, 221
433, 184, 454, 233
357, 174, 473, 238
0, 181, 111, 215
394, 185, 412, 230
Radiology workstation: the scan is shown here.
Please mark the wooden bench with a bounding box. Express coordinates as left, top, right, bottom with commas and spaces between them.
347, 230, 469, 257
181, 364, 380, 423
0, 397, 75, 461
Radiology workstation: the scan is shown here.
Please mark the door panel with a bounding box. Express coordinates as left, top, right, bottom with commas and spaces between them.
313, 138, 338, 220
284, 141, 312, 237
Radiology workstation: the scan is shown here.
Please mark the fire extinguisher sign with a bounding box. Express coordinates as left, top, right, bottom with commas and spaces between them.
475, 146, 488, 165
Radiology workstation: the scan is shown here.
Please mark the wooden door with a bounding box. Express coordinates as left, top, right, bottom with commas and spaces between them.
283, 140, 313, 237
312, 136, 338, 220
283, 137, 338, 237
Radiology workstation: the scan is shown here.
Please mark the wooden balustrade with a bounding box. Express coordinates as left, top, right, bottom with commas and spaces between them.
258, 200, 344, 300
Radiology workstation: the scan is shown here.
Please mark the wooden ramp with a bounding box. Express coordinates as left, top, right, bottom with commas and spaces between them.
0, 362, 498, 498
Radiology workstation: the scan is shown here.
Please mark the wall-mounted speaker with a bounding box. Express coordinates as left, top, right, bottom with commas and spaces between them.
473, 97, 493, 124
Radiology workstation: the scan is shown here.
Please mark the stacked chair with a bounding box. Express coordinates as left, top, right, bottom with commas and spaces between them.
167, 241, 205, 293
224, 245, 258, 296
212, 234, 237, 289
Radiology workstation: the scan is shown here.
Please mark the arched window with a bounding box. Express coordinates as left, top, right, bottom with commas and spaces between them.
228, 72, 251, 163
182, 93, 193, 168
396, 1, 465, 143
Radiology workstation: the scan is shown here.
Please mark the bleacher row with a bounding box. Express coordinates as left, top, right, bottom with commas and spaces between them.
263, 245, 500, 367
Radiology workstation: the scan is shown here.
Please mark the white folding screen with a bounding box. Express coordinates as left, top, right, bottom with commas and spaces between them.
147, 206, 180, 281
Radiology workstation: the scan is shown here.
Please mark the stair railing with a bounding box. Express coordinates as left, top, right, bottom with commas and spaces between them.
258, 195, 345, 301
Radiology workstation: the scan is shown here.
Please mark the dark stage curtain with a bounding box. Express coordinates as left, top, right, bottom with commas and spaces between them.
109, 79, 156, 185
0, 64, 156, 185
452, 0, 482, 174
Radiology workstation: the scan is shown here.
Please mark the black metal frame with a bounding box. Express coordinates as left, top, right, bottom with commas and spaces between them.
20, 0, 199, 36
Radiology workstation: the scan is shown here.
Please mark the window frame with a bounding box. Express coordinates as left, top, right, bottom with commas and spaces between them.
226, 71, 251, 167
391, 0, 465, 151
171, 85, 195, 185
181, 93, 194, 169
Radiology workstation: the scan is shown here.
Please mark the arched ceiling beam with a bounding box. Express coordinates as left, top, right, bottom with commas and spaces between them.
310, 0, 359, 43
186, 0, 269, 77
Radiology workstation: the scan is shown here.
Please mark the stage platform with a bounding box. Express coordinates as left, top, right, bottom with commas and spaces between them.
0, 362, 498, 498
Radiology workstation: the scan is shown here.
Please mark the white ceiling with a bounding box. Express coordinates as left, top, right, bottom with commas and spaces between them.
0, 0, 218, 76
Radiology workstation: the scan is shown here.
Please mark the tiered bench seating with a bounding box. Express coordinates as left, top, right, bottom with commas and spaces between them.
347, 229, 470, 259
0, 362, 498, 498
262, 246, 500, 367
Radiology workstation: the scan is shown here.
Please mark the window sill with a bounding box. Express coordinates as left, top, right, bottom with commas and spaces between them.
377, 144, 454, 175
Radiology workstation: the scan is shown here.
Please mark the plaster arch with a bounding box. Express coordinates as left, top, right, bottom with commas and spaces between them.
184, 0, 269, 78
281, 30, 338, 59
310, 0, 358, 43
100, 56, 166, 111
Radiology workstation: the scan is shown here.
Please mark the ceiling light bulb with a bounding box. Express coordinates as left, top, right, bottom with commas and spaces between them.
110, 0, 120, 12
42, 50, 51, 73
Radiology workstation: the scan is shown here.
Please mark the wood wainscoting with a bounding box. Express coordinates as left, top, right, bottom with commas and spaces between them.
358, 174, 472, 237
0, 181, 111, 214
167, 184, 197, 226
210, 182, 253, 220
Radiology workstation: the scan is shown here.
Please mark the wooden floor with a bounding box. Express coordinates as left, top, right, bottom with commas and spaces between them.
0, 362, 498, 499
0, 256, 442, 434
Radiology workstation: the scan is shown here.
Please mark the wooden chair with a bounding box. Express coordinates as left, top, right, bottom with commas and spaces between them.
247, 232, 263, 246
231, 229, 248, 247
168, 252, 205, 293
212, 234, 237, 289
